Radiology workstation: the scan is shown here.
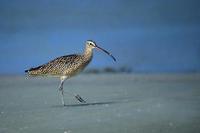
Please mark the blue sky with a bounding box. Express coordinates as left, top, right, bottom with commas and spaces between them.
0, 0, 200, 74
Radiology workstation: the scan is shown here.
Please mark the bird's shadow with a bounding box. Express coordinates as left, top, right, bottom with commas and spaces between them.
51, 101, 117, 108
51, 97, 137, 108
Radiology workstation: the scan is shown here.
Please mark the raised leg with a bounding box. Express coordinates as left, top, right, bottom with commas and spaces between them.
58, 76, 86, 106
64, 91, 86, 103
75, 94, 86, 103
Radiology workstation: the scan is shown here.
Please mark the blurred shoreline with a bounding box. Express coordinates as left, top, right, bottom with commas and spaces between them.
0, 72, 200, 82
1, 66, 200, 76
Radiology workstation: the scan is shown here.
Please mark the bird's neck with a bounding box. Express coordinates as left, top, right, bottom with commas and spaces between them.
83, 46, 93, 61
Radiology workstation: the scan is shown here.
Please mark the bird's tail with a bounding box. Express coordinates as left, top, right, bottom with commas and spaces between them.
25, 65, 44, 76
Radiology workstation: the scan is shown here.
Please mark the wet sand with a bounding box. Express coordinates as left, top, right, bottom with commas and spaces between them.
0, 74, 200, 133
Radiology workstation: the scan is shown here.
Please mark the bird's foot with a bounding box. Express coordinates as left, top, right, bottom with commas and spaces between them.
75, 94, 86, 103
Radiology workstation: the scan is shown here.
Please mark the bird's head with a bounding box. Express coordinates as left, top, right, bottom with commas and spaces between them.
85, 40, 116, 62
86, 40, 97, 49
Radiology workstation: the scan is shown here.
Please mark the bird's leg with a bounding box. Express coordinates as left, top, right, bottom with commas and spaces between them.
74, 94, 86, 103
59, 76, 86, 104
59, 77, 66, 106
63, 91, 86, 103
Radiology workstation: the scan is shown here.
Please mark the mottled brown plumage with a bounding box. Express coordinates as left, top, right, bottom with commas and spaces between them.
25, 40, 116, 106
25, 54, 92, 77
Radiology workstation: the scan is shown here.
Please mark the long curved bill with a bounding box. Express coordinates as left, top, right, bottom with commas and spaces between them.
95, 45, 116, 62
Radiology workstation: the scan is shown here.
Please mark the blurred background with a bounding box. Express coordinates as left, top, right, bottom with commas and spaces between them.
0, 1, 200, 132
0, 0, 199, 74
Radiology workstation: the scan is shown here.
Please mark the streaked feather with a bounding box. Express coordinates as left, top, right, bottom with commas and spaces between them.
25, 54, 91, 77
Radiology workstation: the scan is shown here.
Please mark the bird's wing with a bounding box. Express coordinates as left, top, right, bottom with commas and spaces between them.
25, 54, 81, 76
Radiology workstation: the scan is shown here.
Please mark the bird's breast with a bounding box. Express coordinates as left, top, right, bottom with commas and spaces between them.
63, 56, 92, 77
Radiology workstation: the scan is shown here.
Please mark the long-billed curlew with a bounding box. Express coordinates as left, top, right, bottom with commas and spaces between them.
25, 40, 116, 106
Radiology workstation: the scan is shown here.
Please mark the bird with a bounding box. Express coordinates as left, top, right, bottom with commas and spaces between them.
25, 40, 116, 106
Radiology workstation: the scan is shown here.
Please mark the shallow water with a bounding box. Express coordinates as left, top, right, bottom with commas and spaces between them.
0, 74, 200, 133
